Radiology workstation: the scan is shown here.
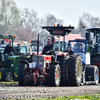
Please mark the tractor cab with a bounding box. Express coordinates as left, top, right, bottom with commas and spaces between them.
85, 28, 100, 53
68, 39, 90, 65
42, 24, 74, 54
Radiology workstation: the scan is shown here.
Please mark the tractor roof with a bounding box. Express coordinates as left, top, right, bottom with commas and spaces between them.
42, 24, 74, 36
69, 39, 87, 42
86, 27, 100, 31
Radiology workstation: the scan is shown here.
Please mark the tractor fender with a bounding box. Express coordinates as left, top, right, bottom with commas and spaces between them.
51, 61, 60, 65
20, 60, 29, 69
91, 53, 100, 59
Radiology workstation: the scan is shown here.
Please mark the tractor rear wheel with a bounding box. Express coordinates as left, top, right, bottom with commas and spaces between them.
68, 55, 82, 86
61, 58, 68, 86
86, 65, 99, 85
50, 64, 61, 86
18, 63, 25, 86
91, 55, 100, 82
57, 56, 67, 86
0, 68, 6, 81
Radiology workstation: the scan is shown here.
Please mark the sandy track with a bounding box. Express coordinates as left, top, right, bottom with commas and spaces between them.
0, 83, 100, 99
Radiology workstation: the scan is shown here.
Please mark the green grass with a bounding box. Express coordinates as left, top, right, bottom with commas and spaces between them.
31, 94, 100, 100
8, 94, 100, 100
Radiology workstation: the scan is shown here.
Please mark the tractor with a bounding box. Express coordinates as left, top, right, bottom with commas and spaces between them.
18, 24, 99, 86
85, 27, 100, 82
18, 24, 82, 86
68, 39, 99, 85
0, 35, 32, 81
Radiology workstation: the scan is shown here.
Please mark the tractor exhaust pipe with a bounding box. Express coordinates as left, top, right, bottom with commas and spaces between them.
37, 34, 39, 55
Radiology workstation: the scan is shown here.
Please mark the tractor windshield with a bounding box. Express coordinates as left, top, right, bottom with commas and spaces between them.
19, 46, 27, 54
69, 41, 86, 53
54, 41, 68, 52
30, 45, 42, 52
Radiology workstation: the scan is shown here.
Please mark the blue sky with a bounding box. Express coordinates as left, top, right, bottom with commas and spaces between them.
14, 0, 100, 28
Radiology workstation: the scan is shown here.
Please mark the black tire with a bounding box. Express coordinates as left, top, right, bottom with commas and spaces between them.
0, 68, 6, 81
68, 55, 82, 86
50, 64, 61, 86
12, 72, 18, 81
86, 65, 99, 85
91, 55, 100, 82
81, 72, 86, 85
18, 63, 25, 86
57, 56, 67, 86
61, 58, 69, 86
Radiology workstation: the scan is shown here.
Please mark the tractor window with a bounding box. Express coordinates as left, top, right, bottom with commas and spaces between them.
69, 41, 86, 53
54, 42, 59, 51
30, 45, 42, 52
89, 32, 94, 44
54, 42, 68, 52
97, 34, 100, 44
19, 47, 27, 54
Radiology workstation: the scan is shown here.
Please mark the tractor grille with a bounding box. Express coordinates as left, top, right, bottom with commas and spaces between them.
33, 56, 43, 68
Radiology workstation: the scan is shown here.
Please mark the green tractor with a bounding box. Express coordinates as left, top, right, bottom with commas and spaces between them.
0, 35, 32, 81
85, 27, 100, 82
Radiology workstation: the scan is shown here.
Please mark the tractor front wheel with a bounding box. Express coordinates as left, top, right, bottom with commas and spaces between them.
18, 63, 25, 86
91, 55, 100, 83
86, 65, 99, 85
0, 68, 6, 81
50, 64, 61, 86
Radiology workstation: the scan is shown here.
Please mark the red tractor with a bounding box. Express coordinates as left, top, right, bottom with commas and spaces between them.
18, 24, 83, 86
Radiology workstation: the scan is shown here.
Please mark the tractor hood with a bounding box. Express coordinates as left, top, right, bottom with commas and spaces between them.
8, 56, 19, 60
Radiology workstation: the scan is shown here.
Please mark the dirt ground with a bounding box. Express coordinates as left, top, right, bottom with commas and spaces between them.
0, 83, 100, 99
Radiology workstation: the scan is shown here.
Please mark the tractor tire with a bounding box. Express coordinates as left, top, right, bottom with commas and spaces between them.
86, 65, 99, 85
81, 72, 86, 86
0, 68, 6, 81
18, 63, 25, 86
57, 56, 67, 86
50, 64, 61, 86
61, 58, 69, 86
12, 72, 18, 81
91, 55, 100, 82
68, 55, 82, 86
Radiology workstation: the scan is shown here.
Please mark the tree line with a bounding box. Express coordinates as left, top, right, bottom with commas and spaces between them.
0, 0, 100, 41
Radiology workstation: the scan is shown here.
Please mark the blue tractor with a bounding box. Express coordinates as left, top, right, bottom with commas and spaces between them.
68, 39, 99, 85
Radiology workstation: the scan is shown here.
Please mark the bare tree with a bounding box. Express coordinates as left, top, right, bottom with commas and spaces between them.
19, 8, 39, 31
0, 0, 19, 35
80, 13, 100, 27
41, 13, 63, 26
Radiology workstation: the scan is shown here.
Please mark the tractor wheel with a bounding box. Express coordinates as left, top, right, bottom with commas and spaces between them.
81, 72, 86, 85
18, 63, 25, 86
86, 65, 99, 85
68, 55, 82, 86
57, 56, 66, 86
50, 64, 61, 86
12, 72, 18, 81
91, 55, 100, 82
0, 68, 6, 81
61, 59, 68, 86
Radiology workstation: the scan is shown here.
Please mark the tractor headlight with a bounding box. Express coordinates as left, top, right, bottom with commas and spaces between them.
11, 64, 14, 67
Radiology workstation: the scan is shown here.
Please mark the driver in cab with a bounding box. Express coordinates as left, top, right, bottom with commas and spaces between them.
42, 39, 53, 55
